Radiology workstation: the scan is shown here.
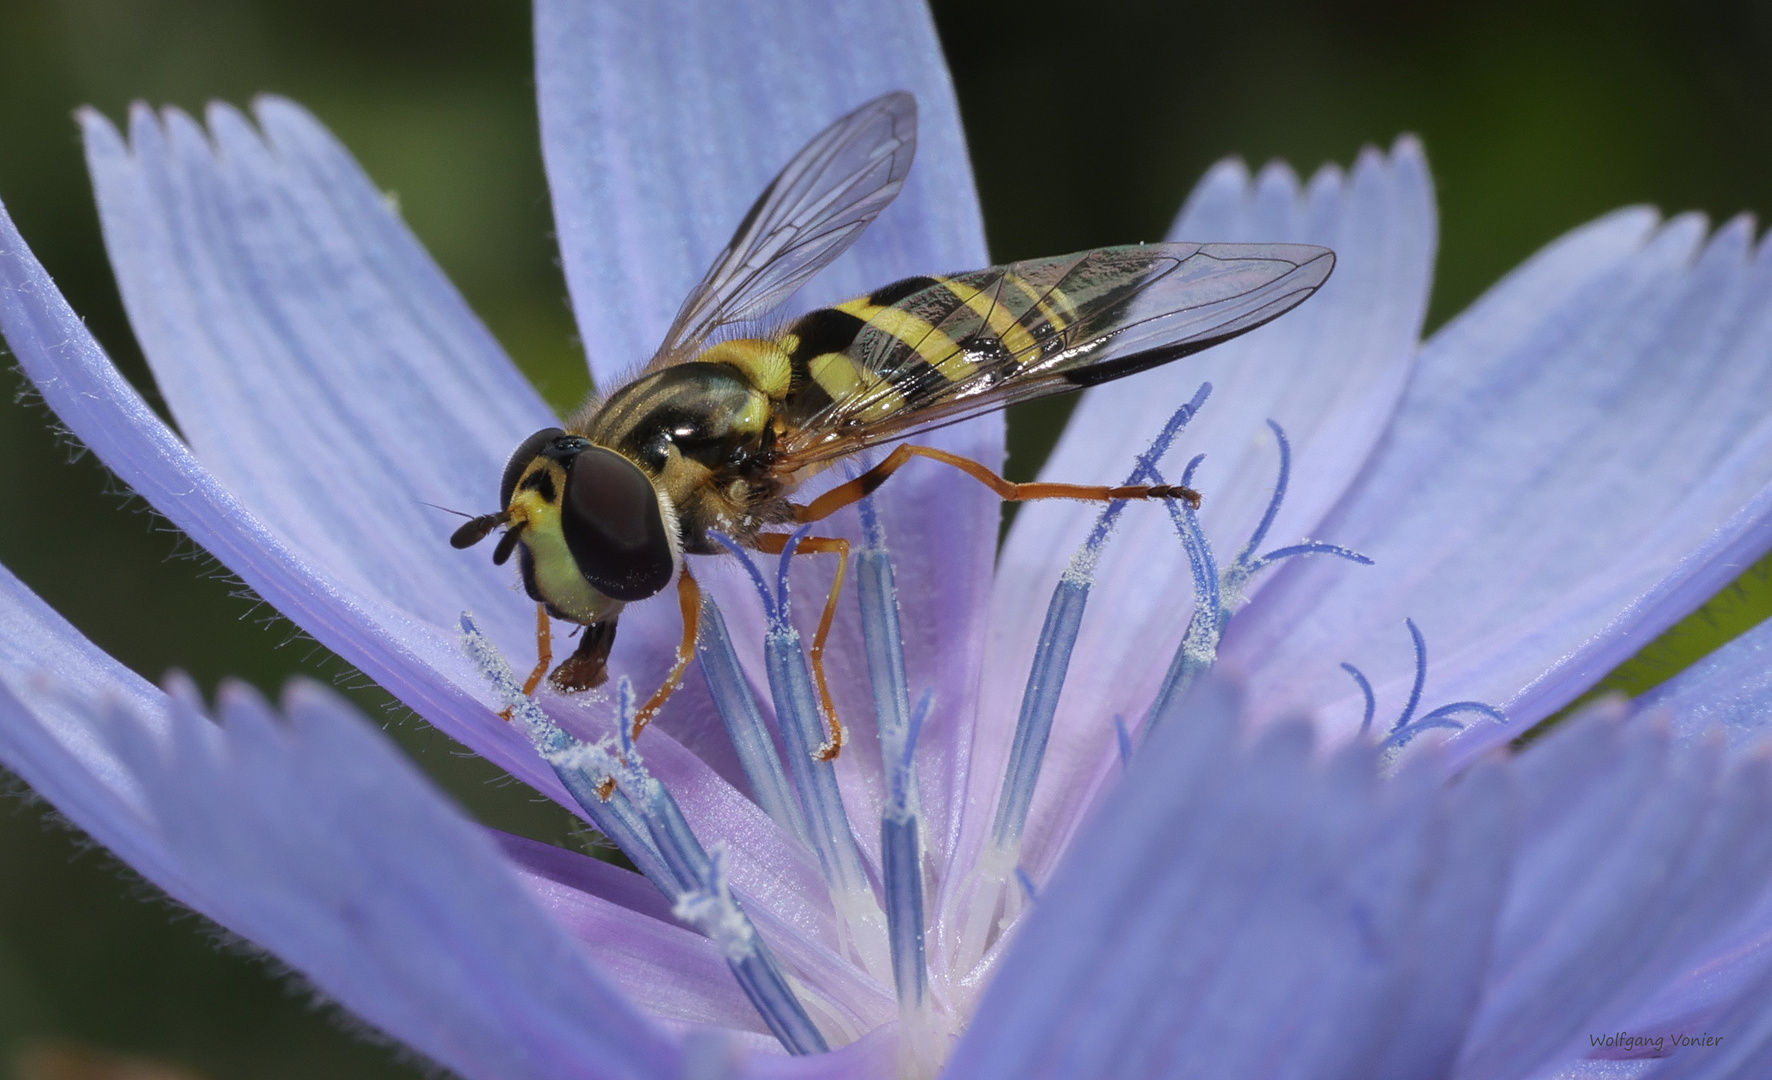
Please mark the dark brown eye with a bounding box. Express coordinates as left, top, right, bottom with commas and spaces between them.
500, 428, 567, 508
559, 446, 674, 601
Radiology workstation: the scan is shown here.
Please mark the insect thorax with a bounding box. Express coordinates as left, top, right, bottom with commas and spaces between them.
580, 360, 788, 554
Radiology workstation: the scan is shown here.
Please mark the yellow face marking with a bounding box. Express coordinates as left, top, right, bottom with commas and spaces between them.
698, 338, 793, 398
834, 298, 977, 381
505, 460, 617, 624
940, 276, 1039, 359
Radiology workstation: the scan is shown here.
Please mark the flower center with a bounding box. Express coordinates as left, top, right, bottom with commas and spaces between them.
460, 383, 1497, 1072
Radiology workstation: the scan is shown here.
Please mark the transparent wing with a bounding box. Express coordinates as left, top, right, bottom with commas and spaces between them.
651, 91, 918, 364
775, 242, 1336, 466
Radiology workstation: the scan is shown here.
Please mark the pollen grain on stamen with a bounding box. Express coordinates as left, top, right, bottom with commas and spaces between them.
460, 393, 1405, 1063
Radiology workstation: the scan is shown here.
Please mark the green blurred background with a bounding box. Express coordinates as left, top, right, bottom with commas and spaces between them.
2, 0, 1772, 1076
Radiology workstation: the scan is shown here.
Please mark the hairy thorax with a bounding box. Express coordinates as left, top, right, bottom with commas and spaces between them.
576, 359, 792, 554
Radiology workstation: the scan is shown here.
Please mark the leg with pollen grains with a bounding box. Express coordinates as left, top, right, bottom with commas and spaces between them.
629, 569, 702, 741
952, 388, 1209, 980
523, 603, 552, 696
754, 532, 849, 759
498, 604, 556, 722
793, 443, 1202, 526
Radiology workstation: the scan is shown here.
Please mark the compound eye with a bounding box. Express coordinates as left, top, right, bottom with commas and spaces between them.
559, 446, 675, 601
500, 428, 567, 508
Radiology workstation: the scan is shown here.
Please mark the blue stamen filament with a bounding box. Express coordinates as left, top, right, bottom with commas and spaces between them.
855, 492, 949, 1069
709, 531, 889, 980
458, 395, 1418, 1058
458, 615, 827, 1053
856, 492, 913, 781
992, 387, 1210, 851
952, 388, 1211, 977
693, 597, 809, 845
1142, 452, 1222, 737
882, 689, 935, 1008
1340, 618, 1508, 752
1144, 420, 1373, 740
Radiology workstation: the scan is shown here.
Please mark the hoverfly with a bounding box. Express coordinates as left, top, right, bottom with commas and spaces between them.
452, 91, 1334, 744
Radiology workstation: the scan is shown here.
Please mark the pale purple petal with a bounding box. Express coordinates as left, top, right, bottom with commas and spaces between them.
1455, 705, 1772, 1080
536, 0, 1004, 873
1638, 612, 1772, 753
1225, 210, 1772, 763
0, 562, 189, 894
740, 1025, 900, 1080
1565, 619, 1772, 1062
494, 829, 680, 922
1543, 1066, 1662, 1080
84, 101, 550, 647
945, 678, 1514, 1080
0, 184, 574, 806
496, 833, 774, 1035
74, 96, 570, 790
0, 569, 676, 1078
1645, 957, 1772, 1080
1368, 752, 1515, 1080
0, 194, 837, 946
535, 0, 985, 382
958, 140, 1436, 891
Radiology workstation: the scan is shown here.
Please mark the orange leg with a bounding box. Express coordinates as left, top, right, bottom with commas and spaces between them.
630, 569, 703, 743
523, 603, 554, 696
498, 603, 555, 721
753, 532, 850, 762
795, 443, 1201, 525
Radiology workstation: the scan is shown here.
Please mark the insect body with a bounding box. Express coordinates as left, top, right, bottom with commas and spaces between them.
452, 91, 1335, 735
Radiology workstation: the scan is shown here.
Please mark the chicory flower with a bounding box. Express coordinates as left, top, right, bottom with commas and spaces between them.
4, 1, 1772, 1077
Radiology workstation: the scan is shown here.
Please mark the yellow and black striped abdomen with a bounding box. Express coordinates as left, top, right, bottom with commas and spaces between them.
776, 267, 1078, 432
768, 244, 1336, 467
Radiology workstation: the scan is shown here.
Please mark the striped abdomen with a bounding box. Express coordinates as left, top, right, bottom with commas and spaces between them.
774, 268, 1078, 431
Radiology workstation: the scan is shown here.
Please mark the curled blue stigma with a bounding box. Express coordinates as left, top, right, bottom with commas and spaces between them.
1340, 618, 1508, 751
1145, 419, 1372, 739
